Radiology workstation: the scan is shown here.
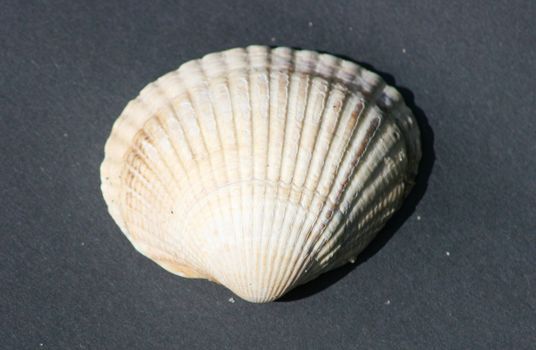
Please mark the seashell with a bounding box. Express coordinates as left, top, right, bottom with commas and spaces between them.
100, 46, 421, 303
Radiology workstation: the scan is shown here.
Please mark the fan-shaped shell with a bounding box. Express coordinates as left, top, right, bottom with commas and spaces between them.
100, 46, 421, 302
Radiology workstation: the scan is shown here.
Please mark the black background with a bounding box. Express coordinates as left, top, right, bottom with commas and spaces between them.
2, 1, 535, 349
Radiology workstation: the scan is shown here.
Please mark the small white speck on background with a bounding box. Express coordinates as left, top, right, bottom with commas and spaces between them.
228, 297, 235, 303
402, 48, 406, 53
417, 215, 421, 221
81, 242, 85, 246
446, 251, 450, 256
385, 300, 391, 305
308, 21, 313, 27
39, 344, 43, 347
270, 37, 276, 42
348, 26, 353, 31
63, 133, 68, 137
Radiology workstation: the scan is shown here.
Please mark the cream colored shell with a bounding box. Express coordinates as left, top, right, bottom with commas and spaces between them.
100, 46, 421, 302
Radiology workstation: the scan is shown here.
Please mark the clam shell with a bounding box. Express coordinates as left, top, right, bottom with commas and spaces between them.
101, 46, 421, 302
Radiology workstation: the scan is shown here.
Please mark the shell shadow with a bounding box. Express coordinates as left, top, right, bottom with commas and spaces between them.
279, 55, 435, 302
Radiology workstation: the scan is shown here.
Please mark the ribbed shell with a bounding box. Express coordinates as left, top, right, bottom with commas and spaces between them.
100, 46, 421, 302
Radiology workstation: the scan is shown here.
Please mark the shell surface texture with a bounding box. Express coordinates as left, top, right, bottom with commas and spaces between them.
101, 46, 421, 303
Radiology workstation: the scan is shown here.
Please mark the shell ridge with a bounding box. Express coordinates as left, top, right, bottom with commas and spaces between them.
102, 70, 189, 221
254, 47, 273, 301
287, 103, 384, 285
306, 110, 384, 256
390, 104, 421, 180
268, 51, 319, 293
198, 52, 234, 189
122, 164, 163, 219
205, 51, 243, 288
199, 53, 233, 200
244, 47, 260, 298
238, 50, 260, 298
221, 48, 252, 296
266, 50, 340, 299
311, 117, 404, 268
118, 98, 172, 242
150, 111, 202, 214
124, 135, 181, 230
312, 114, 387, 248
269, 58, 354, 298
274, 95, 364, 297
121, 161, 176, 257
266, 55, 337, 294
104, 97, 157, 237
147, 81, 208, 273
132, 128, 183, 201
184, 57, 242, 289
373, 94, 419, 178
155, 106, 208, 231
251, 47, 273, 301
301, 83, 349, 229
318, 179, 407, 272
304, 87, 388, 245
245, 49, 258, 298
169, 70, 224, 277
314, 127, 408, 268
246, 46, 271, 301
234, 50, 261, 297
341, 122, 409, 247
304, 98, 365, 245
221, 48, 256, 297
284, 62, 381, 288
150, 113, 190, 198
267, 55, 315, 298
263, 48, 301, 299
163, 90, 214, 274
258, 48, 293, 300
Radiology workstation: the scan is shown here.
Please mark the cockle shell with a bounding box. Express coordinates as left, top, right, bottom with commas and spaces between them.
101, 46, 421, 302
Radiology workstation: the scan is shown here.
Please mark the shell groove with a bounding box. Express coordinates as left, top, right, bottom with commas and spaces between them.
101, 46, 421, 302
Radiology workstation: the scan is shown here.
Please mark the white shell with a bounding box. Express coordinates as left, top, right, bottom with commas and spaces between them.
101, 46, 421, 302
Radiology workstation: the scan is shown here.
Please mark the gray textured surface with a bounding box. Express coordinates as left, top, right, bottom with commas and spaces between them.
2, 0, 535, 349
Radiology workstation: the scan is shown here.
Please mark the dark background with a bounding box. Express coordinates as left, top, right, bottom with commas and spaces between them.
2, 0, 535, 349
